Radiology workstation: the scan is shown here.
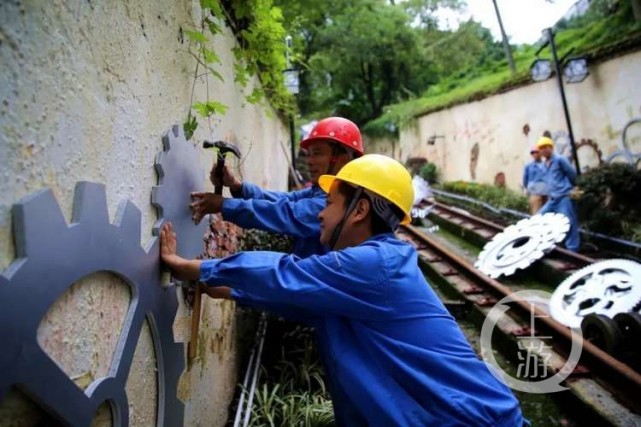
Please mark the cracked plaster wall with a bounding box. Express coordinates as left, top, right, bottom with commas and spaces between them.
386, 50, 641, 189
0, 1, 289, 426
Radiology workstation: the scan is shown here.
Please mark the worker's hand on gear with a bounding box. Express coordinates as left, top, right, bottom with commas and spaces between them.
190, 192, 224, 224
209, 164, 242, 193
202, 286, 233, 300
160, 222, 177, 259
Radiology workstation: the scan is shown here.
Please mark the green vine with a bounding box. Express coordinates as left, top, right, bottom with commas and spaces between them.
184, 0, 295, 140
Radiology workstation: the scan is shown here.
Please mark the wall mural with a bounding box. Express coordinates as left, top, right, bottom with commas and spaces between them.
0, 125, 204, 426
605, 118, 641, 167
523, 118, 641, 172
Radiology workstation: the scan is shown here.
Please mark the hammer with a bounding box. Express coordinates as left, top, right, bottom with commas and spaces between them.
203, 140, 241, 195
187, 139, 241, 368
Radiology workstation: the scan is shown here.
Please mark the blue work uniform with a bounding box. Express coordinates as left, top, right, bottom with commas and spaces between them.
200, 234, 524, 426
222, 182, 327, 258
539, 154, 580, 251
522, 161, 547, 196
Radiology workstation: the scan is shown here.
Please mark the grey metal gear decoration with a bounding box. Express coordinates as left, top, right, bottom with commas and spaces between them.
0, 182, 184, 426
152, 124, 208, 259
550, 259, 641, 328
475, 213, 570, 278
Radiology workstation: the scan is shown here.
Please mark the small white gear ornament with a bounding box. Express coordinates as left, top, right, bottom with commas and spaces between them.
475, 213, 570, 278
550, 259, 641, 328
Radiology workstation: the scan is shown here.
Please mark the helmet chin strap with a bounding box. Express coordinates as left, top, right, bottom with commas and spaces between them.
328, 187, 363, 250
325, 144, 344, 176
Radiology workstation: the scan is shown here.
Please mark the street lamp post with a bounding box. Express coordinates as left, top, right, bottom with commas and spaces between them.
531, 28, 588, 175
283, 36, 300, 174
491, 0, 516, 75
545, 28, 581, 174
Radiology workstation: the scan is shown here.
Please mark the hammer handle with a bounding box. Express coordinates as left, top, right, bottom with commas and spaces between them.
188, 283, 203, 368
214, 155, 225, 195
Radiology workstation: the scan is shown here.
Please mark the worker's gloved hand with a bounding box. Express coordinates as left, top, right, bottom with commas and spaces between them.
209, 164, 242, 195
190, 192, 224, 224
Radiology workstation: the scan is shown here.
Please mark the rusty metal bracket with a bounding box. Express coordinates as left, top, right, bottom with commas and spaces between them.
510, 326, 535, 337
463, 285, 484, 295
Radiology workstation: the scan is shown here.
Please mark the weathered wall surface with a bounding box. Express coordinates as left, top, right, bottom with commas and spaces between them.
0, 1, 288, 426
392, 49, 641, 190
365, 136, 397, 158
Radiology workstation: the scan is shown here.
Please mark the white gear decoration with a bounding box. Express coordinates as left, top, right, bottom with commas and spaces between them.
475, 213, 570, 278
549, 259, 641, 328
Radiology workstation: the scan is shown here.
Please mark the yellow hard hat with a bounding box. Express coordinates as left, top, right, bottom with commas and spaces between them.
318, 154, 414, 224
536, 136, 554, 149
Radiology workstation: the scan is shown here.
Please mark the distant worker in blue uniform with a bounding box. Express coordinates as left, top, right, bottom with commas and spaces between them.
522, 145, 548, 214
161, 154, 524, 426
537, 136, 581, 252
189, 116, 364, 258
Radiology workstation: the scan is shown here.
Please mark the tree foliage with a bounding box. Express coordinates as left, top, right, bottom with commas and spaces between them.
577, 163, 641, 242
274, 0, 471, 125
274, 0, 639, 139
184, 0, 294, 139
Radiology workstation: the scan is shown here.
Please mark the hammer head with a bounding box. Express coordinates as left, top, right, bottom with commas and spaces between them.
203, 140, 241, 158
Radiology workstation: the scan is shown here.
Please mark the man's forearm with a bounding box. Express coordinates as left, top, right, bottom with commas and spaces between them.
165, 255, 202, 281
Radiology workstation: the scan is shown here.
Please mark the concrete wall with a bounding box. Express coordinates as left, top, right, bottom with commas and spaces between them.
393, 49, 641, 190
0, 1, 289, 426
364, 136, 397, 158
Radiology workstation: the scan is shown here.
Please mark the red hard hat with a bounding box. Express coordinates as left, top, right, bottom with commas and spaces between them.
300, 117, 363, 156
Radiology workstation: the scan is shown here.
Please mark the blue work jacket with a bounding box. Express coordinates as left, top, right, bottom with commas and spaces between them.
543, 154, 576, 198
222, 182, 326, 258
522, 161, 547, 195
200, 234, 523, 426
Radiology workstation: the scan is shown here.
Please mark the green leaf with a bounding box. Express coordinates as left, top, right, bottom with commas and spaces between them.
193, 101, 228, 117
202, 48, 221, 64
205, 17, 221, 34
184, 30, 207, 43
183, 115, 198, 140
246, 87, 264, 104
207, 67, 224, 82
234, 63, 249, 87
200, 0, 223, 17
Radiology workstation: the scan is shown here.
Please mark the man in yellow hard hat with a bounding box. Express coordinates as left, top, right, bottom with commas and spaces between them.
523, 145, 548, 214
160, 154, 523, 426
536, 136, 580, 251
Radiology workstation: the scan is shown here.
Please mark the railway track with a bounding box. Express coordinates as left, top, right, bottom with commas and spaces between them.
420, 200, 597, 280
397, 223, 641, 425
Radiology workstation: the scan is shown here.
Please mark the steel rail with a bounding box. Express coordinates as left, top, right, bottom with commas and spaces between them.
425, 199, 596, 267
400, 223, 641, 401
430, 188, 641, 252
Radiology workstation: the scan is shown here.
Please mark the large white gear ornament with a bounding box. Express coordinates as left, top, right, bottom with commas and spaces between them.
549, 259, 641, 328
475, 213, 570, 278
0, 182, 184, 426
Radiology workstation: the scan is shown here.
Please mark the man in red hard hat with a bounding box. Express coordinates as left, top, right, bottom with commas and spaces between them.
190, 116, 364, 258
